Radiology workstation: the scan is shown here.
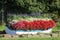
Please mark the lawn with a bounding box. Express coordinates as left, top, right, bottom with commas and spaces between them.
0, 25, 5, 31
0, 37, 60, 40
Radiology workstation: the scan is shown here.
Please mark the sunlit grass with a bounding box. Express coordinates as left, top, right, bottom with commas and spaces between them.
0, 25, 5, 31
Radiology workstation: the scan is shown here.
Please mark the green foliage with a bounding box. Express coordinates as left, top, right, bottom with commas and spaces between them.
0, 0, 60, 24
0, 0, 60, 14
48, 0, 60, 16
16, 0, 46, 13
55, 0, 60, 9
16, 0, 24, 6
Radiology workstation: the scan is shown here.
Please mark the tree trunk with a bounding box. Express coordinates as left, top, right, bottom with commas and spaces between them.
0, 13, 2, 25
4, 10, 8, 25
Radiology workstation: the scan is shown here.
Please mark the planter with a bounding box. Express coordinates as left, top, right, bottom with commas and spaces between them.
5, 27, 52, 35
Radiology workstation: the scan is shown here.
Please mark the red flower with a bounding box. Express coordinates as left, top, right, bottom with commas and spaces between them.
12, 21, 25, 30
11, 20, 56, 30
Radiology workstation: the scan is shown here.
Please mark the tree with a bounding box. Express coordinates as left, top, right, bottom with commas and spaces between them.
47, 0, 60, 16
0, 0, 4, 25
0, 0, 60, 24
16, 0, 48, 13
0, 0, 17, 24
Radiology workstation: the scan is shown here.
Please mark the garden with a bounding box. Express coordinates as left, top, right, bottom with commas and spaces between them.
0, 0, 60, 40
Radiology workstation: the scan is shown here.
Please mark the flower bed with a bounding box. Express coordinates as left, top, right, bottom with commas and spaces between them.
5, 27, 52, 35
10, 20, 55, 30
5, 19, 56, 35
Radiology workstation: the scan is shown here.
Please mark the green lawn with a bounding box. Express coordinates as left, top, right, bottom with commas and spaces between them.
0, 25, 5, 31
0, 37, 60, 40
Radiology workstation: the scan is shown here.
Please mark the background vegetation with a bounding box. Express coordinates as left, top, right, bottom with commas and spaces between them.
0, 0, 60, 31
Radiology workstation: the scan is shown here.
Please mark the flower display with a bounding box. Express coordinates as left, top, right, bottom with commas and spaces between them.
10, 20, 56, 30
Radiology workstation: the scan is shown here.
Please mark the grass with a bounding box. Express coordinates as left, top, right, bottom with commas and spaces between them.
0, 25, 5, 31
52, 23, 60, 31
0, 37, 60, 40
52, 27, 59, 31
